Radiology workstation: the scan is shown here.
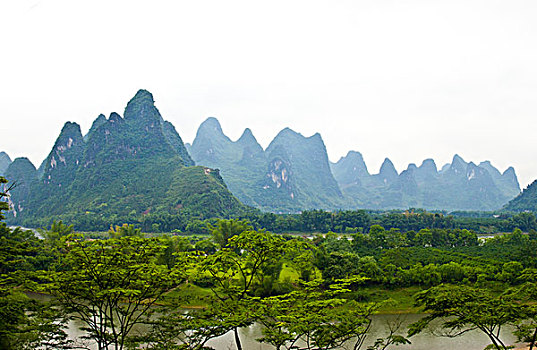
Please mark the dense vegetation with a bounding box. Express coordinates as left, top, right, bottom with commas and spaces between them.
504, 179, 537, 212
42, 206, 536, 236
2, 175, 537, 350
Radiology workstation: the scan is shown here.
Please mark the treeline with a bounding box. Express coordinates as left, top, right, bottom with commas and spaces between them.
147, 209, 537, 235
23, 207, 537, 235
248, 209, 537, 234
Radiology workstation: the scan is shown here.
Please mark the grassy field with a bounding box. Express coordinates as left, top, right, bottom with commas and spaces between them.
164, 262, 425, 313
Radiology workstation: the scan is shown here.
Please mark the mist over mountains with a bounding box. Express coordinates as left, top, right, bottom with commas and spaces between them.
189, 118, 521, 212
0, 90, 528, 227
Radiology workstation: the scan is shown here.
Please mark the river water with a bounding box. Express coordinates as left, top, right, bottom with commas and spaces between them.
27, 292, 520, 349
62, 313, 520, 350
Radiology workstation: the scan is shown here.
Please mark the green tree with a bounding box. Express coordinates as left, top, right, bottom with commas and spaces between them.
38, 220, 74, 242
507, 269, 537, 350
0, 288, 74, 350
257, 277, 408, 350
0, 177, 73, 349
197, 228, 289, 350
50, 235, 182, 350
142, 301, 230, 350
107, 223, 143, 238
410, 284, 521, 350
208, 219, 252, 248
0, 177, 13, 220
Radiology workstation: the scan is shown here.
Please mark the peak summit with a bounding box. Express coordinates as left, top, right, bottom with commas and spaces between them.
196, 118, 226, 140
379, 158, 398, 176
240, 127, 254, 138
0, 151, 12, 175
0, 151, 12, 163
132, 89, 154, 103
59, 122, 83, 139
452, 154, 466, 164
277, 127, 298, 137
237, 128, 258, 145
200, 117, 223, 131
124, 89, 159, 121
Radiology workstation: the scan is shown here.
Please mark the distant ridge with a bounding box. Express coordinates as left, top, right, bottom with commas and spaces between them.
332, 153, 520, 211
190, 118, 521, 212
3, 94, 523, 218
190, 118, 344, 212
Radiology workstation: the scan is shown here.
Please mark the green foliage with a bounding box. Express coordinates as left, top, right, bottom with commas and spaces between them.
0, 176, 11, 220
208, 218, 252, 247
49, 236, 184, 350
256, 277, 409, 350
504, 180, 537, 212
39, 220, 74, 242
0, 288, 73, 350
0, 177, 72, 349
108, 223, 143, 238
4, 162, 537, 350
196, 228, 291, 349
410, 284, 521, 350
142, 302, 230, 349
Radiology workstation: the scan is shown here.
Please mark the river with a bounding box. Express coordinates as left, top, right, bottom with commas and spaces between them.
27, 292, 520, 349
62, 313, 520, 350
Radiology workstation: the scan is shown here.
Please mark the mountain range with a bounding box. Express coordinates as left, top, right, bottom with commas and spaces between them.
188, 118, 521, 212
2, 90, 247, 229
188, 117, 344, 212
331, 152, 519, 211
1, 90, 527, 228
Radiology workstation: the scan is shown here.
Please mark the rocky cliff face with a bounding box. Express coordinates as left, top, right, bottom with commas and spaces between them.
331, 151, 370, 188
264, 128, 343, 210
189, 117, 266, 208
40, 122, 85, 188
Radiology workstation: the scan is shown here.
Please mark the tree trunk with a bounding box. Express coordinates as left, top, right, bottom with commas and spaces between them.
234, 327, 243, 350
529, 327, 537, 350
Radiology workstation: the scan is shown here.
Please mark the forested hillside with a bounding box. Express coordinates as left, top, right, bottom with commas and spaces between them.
503, 179, 537, 212
3, 90, 249, 230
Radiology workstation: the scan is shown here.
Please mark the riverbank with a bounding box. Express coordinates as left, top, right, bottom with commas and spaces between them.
164, 282, 425, 313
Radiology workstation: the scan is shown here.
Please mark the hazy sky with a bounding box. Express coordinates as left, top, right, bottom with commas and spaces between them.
1, 0, 537, 188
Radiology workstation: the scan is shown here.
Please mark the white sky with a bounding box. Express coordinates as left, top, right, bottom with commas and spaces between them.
1, 0, 536, 188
